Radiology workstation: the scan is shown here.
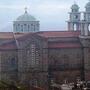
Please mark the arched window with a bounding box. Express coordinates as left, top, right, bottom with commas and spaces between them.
21, 25, 23, 32
10, 58, 17, 71
30, 44, 40, 67
28, 25, 30, 31
88, 24, 90, 31
74, 24, 77, 31
16, 25, 18, 32
34, 25, 35, 31
24, 24, 26, 26
31, 44, 36, 66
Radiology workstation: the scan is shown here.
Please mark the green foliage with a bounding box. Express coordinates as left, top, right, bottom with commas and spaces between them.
0, 80, 27, 90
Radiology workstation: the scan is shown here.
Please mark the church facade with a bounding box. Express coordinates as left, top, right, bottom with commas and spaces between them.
0, 1, 90, 89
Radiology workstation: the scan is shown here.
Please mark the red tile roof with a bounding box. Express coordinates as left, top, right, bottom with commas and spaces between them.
0, 31, 81, 49
48, 42, 81, 48
14, 32, 28, 39
14, 32, 34, 41
0, 32, 29, 40
0, 44, 17, 50
0, 40, 17, 50
37, 31, 80, 38
0, 31, 80, 39
0, 32, 14, 39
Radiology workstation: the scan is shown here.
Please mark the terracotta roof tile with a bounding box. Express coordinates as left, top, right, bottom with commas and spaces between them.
37, 31, 80, 38
0, 44, 17, 50
0, 31, 81, 50
0, 40, 17, 50
0, 32, 14, 39
0, 31, 80, 40
0, 32, 27, 39
48, 42, 81, 48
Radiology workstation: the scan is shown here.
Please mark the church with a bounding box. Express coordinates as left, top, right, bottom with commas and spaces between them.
0, 1, 90, 89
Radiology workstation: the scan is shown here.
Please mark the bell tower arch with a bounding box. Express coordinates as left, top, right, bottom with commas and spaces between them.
67, 3, 81, 31
81, 0, 90, 36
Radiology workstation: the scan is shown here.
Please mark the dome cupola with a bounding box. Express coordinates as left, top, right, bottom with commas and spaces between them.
13, 8, 40, 33
67, 2, 81, 31
71, 3, 79, 12
16, 8, 36, 21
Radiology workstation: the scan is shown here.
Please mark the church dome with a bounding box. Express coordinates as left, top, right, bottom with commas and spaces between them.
71, 3, 79, 10
16, 9, 36, 21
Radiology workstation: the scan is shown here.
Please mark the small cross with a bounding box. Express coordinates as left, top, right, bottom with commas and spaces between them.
25, 7, 27, 13
74, 0, 76, 4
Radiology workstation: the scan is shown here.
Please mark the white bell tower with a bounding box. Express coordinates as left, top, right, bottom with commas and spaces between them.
67, 2, 81, 31
81, 0, 90, 36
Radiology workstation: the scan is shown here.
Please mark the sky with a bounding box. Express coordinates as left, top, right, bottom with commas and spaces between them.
0, 0, 88, 32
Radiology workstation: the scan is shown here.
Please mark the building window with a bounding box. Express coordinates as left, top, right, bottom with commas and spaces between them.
33, 25, 35, 31
10, 58, 17, 71
21, 25, 23, 32
24, 24, 26, 26
28, 25, 30, 31
31, 44, 36, 66
31, 24, 33, 26
74, 15, 78, 19
35, 50, 40, 65
16, 25, 18, 32
37, 24, 39, 27
30, 44, 40, 67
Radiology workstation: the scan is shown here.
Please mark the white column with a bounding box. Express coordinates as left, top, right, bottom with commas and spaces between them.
69, 23, 74, 31
81, 23, 84, 35
68, 22, 70, 31
84, 23, 89, 36
78, 23, 81, 31
71, 23, 74, 31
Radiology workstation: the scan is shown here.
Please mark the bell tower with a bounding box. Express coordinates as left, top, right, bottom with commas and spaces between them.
67, 3, 81, 31
81, 0, 90, 36
80, 1, 90, 81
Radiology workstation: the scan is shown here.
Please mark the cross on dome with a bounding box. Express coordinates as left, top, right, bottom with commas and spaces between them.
74, 1, 76, 4
25, 7, 27, 13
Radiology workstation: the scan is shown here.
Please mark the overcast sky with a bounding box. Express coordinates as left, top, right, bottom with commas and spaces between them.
0, 0, 88, 32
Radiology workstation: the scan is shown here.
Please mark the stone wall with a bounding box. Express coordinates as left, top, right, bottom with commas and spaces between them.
17, 34, 48, 88
80, 36, 90, 80
0, 49, 18, 81
48, 48, 83, 82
